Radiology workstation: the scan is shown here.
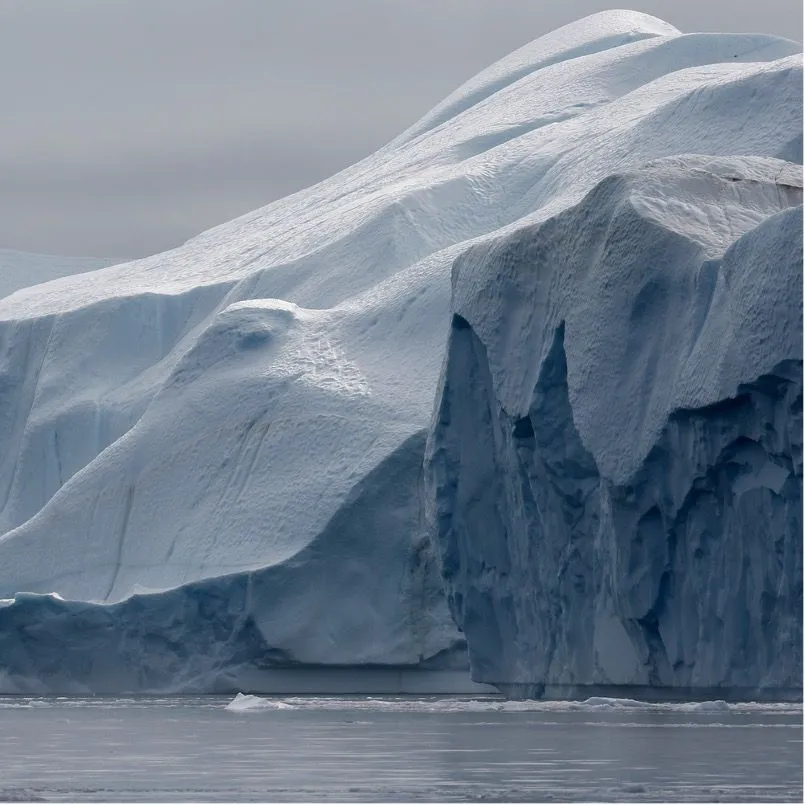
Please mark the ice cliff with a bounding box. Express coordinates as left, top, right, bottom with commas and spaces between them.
0, 11, 801, 694
425, 158, 802, 697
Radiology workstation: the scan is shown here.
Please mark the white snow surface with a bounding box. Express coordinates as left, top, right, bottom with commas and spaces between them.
0, 11, 801, 693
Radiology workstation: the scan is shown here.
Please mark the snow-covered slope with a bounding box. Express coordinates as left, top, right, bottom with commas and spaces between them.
0, 11, 801, 694
0, 250, 118, 301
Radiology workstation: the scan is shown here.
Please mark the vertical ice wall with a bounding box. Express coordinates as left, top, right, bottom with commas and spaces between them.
426, 159, 803, 696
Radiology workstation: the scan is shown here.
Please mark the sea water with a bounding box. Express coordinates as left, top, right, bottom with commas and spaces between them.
0, 695, 801, 802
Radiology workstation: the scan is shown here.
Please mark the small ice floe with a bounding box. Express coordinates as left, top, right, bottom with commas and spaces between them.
577, 697, 647, 710
678, 700, 731, 713
578, 697, 732, 713
225, 693, 295, 712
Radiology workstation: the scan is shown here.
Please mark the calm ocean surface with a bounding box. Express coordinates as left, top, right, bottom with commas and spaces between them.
0, 695, 801, 802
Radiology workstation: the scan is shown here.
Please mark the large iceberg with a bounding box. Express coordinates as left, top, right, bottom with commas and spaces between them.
0, 11, 801, 694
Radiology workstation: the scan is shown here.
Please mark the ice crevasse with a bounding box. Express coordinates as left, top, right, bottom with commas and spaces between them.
0, 11, 801, 695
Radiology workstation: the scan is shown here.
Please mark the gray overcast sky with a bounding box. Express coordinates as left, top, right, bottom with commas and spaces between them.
1, 1, 802, 258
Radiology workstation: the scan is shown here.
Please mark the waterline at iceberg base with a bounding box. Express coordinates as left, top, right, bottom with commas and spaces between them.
0, 11, 801, 696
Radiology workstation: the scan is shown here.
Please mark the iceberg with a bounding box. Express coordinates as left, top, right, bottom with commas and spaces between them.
0, 11, 800, 694
425, 158, 802, 697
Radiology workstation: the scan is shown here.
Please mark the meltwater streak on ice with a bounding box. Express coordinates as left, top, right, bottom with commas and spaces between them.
0, 696, 801, 802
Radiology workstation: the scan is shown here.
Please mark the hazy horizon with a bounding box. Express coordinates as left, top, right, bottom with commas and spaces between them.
1, 0, 801, 259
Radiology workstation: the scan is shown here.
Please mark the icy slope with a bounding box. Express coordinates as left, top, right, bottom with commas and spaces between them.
0, 11, 801, 692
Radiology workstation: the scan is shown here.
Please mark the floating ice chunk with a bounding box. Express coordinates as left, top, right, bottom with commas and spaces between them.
225, 693, 295, 712
680, 700, 731, 713
579, 697, 648, 709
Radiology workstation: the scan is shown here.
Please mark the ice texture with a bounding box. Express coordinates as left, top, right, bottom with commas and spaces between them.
425, 159, 802, 696
0, 11, 801, 694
